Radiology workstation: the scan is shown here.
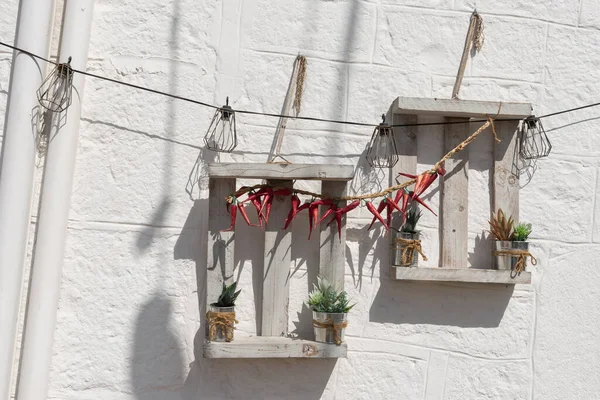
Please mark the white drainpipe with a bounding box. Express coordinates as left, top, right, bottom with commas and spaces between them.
16, 0, 95, 398
0, 0, 56, 397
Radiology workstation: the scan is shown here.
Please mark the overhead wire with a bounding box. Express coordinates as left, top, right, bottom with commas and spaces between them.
1, 39, 599, 130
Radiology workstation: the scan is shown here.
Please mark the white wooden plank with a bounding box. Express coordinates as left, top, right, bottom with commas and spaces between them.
392, 266, 531, 284
206, 178, 236, 309
319, 181, 347, 289
261, 180, 293, 336
203, 336, 347, 358
389, 114, 418, 275
493, 121, 520, 223
392, 97, 532, 118
208, 163, 355, 181
441, 118, 469, 269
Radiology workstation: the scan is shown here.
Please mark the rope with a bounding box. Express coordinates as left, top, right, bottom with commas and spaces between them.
206, 311, 238, 342
453, 11, 482, 99
312, 318, 348, 345
294, 55, 307, 115
493, 249, 537, 276
394, 237, 428, 266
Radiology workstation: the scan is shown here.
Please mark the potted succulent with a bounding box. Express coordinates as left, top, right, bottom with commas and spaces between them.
206, 282, 241, 342
489, 209, 533, 273
392, 206, 426, 267
307, 277, 354, 345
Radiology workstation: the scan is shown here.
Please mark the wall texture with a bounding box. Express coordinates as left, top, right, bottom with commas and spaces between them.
1, 0, 600, 399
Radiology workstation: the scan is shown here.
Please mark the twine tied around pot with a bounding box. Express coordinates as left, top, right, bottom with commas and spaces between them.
493, 249, 537, 277
312, 318, 348, 345
206, 311, 238, 342
394, 237, 428, 266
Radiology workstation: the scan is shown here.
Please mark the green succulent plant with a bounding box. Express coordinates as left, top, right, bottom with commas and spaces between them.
213, 281, 241, 307
307, 277, 354, 314
401, 206, 422, 234
513, 222, 532, 242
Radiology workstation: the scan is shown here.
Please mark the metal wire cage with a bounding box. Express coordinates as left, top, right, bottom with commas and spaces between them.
520, 116, 552, 159
365, 115, 399, 168
204, 97, 237, 153
37, 57, 74, 113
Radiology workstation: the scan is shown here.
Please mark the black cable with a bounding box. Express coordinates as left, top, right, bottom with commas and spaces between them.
1, 39, 600, 129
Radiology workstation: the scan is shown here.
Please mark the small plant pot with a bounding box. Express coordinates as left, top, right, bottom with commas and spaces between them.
392, 231, 420, 267
495, 241, 529, 271
312, 311, 348, 345
207, 305, 236, 342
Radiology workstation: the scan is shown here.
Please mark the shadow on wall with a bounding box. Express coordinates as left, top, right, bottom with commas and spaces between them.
175, 199, 336, 400
131, 293, 186, 400
370, 278, 513, 328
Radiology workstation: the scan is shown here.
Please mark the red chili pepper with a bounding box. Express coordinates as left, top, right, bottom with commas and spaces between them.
340, 200, 360, 213
366, 201, 388, 230
307, 199, 332, 239
283, 194, 301, 230
258, 188, 275, 224
326, 210, 344, 240
367, 199, 387, 230
398, 172, 418, 179
410, 191, 437, 216
222, 202, 237, 232
319, 203, 338, 224
238, 203, 260, 227
244, 187, 267, 203
385, 198, 404, 234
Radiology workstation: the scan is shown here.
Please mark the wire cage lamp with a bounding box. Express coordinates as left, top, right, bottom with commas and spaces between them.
365, 114, 399, 168
37, 56, 74, 113
520, 116, 552, 159
204, 97, 238, 153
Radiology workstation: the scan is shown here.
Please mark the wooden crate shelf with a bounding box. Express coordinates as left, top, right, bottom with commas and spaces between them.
392, 266, 531, 285
204, 163, 353, 359
203, 337, 347, 359
387, 97, 533, 283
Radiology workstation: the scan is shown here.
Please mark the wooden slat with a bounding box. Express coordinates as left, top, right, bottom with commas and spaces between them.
204, 336, 347, 358
393, 266, 531, 284
493, 121, 520, 223
389, 114, 418, 273
261, 180, 293, 336
208, 163, 355, 181
206, 178, 236, 310
319, 181, 347, 289
392, 97, 532, 118
441, 118, 469, 269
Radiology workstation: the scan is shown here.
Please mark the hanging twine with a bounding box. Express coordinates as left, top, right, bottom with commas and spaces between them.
293, 55, 307, 115
394, 237, 428, 266
472, 11, 485, 52
493, 249, 537, 276
228, 116, 498, 203
312, 318, 348, 345
206, 311, 238, 342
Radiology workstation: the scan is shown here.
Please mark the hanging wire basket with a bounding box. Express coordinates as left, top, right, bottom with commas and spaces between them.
365, 114, 399, 168
37, 57, 74, 113
519, 116, 551, 159
204, 97, 238, 153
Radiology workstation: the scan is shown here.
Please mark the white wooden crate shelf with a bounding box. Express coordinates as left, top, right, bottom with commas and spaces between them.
204, 163, 352, 359
392, 266, 531, 285
203, 337, 347, 359
387, 97, 533, 285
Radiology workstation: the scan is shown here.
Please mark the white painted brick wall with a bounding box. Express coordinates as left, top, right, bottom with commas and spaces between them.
1, 0, 599, 399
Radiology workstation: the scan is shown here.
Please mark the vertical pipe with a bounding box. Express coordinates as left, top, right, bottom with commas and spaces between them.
0, 0, 56, 397
16, 0, 95, 398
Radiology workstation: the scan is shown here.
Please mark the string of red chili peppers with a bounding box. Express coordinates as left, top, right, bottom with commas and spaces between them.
222, 118, 496, 239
